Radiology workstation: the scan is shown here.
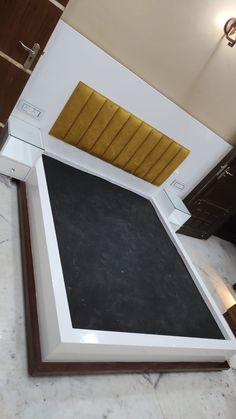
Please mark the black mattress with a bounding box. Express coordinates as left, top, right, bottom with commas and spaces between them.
43, 155, 224, 339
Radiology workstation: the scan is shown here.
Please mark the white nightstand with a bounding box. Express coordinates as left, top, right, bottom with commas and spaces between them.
155, 188, 191, 231
0, 117, 44, 181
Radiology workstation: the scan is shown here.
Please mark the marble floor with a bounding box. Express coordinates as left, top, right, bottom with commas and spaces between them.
179, 234, 236, 314
1, 177, 236, 419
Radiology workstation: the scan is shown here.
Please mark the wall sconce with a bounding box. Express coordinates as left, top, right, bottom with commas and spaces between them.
224, 18, 236, 47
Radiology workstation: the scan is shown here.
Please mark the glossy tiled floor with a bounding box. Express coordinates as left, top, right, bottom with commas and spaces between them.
1, 177, 236, 419
178, 234, 236, 313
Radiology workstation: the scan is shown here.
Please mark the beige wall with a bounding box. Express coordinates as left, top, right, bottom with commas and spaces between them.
63, 0, 236, 144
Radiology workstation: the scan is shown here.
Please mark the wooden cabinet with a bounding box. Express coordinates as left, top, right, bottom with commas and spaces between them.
216, 213, 236, 245
178, 149, 236, 239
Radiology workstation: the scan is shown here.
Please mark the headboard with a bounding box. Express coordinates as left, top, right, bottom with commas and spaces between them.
50, 82, 189, 186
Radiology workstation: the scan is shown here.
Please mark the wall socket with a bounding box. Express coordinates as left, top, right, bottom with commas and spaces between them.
17, 100, 44, 120
171, 180, 185, 190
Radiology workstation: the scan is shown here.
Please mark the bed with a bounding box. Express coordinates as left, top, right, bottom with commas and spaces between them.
18, 153, 236, 375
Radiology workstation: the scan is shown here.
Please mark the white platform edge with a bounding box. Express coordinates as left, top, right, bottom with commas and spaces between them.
25, 155, 236, 363
151, 193, 235, 340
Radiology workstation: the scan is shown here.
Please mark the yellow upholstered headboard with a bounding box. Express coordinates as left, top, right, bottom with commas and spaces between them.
50, 82, 189, 186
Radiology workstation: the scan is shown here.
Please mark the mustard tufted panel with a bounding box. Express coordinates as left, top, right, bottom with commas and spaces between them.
50, 82, 190, 186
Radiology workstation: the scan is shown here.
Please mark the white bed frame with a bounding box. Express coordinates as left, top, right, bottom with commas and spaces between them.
24, 141, 236, 365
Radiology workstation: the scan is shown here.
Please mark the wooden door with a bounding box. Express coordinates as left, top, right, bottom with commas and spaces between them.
0, 0, 69, 132
178, 148, 236, 239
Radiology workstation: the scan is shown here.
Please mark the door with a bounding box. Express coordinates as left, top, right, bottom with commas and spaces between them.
178, 148, 236, 239
0, 0, 69, 132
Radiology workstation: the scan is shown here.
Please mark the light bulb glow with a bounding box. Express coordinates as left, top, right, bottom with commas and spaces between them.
215, 12, 233, 29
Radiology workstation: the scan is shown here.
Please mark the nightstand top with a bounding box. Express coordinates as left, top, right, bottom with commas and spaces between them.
8, 116, 44, 150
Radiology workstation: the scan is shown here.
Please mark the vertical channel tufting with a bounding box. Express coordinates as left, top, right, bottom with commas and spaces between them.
91, 108, 130, 157
144, 142, 181, 183
124, 129, 158, 173
102, 115, 142, 162
50, 83, 92, 140
49, 82, 190, 186
153, 148, 189, 186
78, 100, 118, 151
65, 92, 106, 145
113, 123, 151, 168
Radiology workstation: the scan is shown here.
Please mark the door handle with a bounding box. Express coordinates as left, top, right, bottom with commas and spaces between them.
225, 169, 234, 176
19, 41, 40, 70
19, 41, 36, 55
217, 165, 234, 179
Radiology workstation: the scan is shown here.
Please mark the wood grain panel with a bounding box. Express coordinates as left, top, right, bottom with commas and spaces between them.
0, 0, 61, 69
0, 57, 29, 124
56, 0, 69, 6
50, 82, 190, 186
224, 304, 236, 336
178, 149, 236, 239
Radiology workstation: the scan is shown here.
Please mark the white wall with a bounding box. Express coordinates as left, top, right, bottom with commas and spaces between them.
13, 20, 231, 198
62, 0, 236, 144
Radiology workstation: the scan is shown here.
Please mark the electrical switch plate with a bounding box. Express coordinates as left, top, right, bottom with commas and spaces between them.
17, 100, 44, 120
171, 180, 185, 190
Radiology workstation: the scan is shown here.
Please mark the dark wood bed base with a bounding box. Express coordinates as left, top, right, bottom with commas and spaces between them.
18, 181, 229, 376
224, 305, 236, 337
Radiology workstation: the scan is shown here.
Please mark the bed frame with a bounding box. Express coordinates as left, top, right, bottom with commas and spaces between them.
17, 153, 236, 375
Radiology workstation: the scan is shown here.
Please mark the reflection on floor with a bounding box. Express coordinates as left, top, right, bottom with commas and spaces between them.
1, 176, 236, 419
178, 234, 236, 314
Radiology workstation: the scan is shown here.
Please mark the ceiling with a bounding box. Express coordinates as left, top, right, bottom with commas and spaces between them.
63, 0, 236, 145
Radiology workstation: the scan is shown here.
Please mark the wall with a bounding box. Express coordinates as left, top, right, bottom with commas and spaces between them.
62, 0, 236, 144
13, 21, 231, 198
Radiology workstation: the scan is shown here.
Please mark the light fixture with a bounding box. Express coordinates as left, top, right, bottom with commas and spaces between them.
224, 18, 236, 47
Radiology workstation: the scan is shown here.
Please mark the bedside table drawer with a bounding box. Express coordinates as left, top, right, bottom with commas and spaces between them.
0, 156, 30, 180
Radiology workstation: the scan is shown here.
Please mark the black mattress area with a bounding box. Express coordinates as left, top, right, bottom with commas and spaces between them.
43, 155, 224, 339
